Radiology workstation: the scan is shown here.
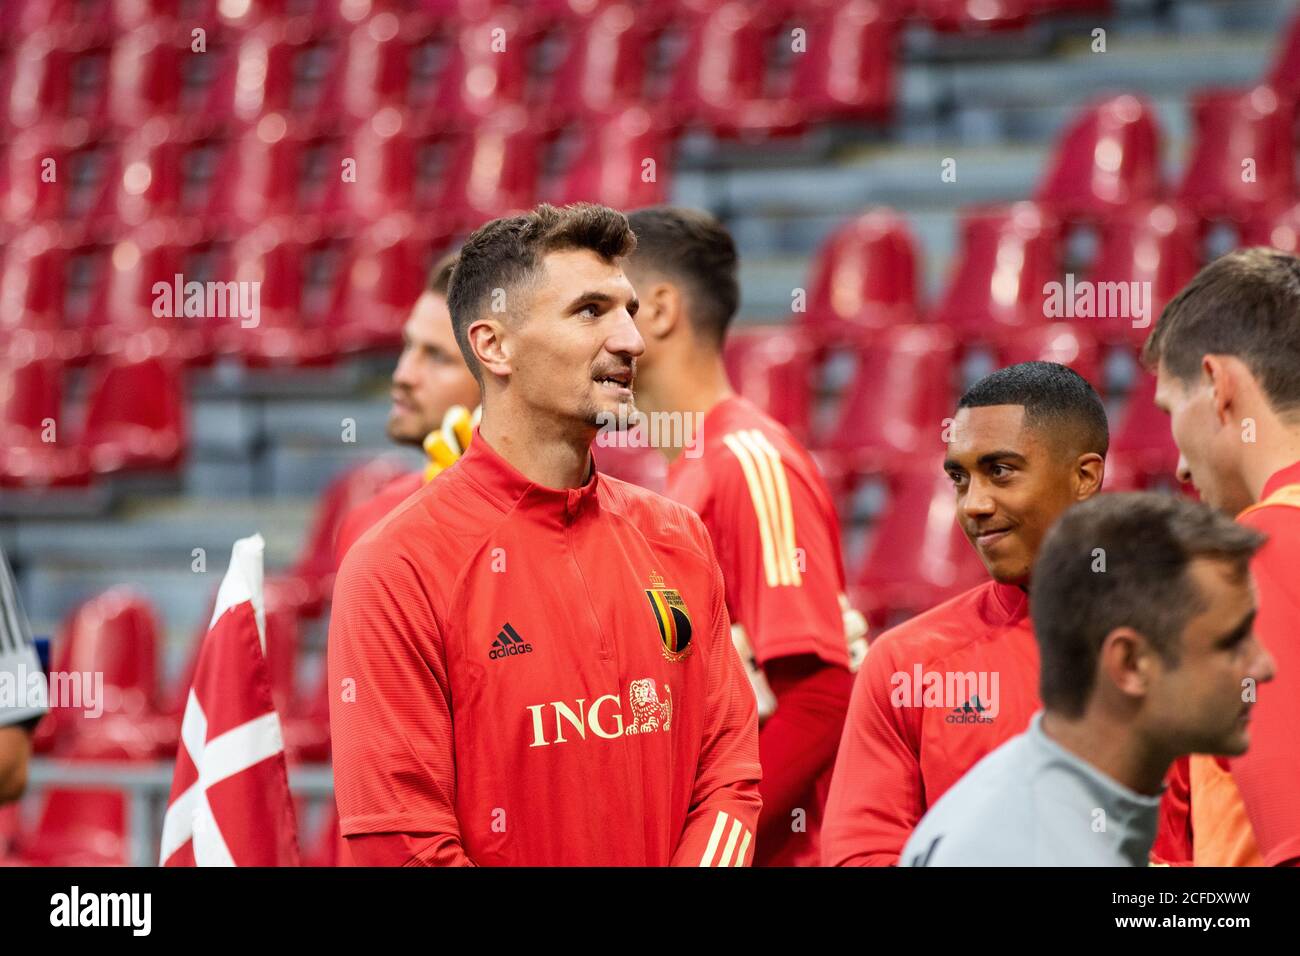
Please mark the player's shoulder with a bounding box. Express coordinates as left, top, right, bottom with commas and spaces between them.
868, 581, 1001, 666
599, 473, 713, 550
707, 398, 825, 488
342, 466, 501, 580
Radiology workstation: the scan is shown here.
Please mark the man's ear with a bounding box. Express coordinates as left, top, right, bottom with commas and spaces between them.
469, 318, 511, 378
1074, 451, 1105, 500
639, 280, 685, 341
1097, 626, 1154, 702
1203, 354, 1239, 427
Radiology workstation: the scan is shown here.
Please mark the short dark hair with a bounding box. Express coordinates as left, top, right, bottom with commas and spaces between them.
1031, 492, 1265, 717
426, 251, 458, 297
447, 203, 637, 381
958, 361, 1109, 458
1142, 247, 1300, 415
625, 206, 740, 348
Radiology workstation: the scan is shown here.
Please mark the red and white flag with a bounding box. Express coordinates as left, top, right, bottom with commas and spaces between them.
161, 534, 300, 866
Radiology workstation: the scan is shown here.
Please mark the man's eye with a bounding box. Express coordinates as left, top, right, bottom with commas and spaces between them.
579, 304, 600, 318
947, 472, 966, 487
990, 465, 1013, 479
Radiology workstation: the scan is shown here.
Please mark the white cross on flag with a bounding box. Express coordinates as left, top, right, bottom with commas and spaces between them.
161, 534, 300, 866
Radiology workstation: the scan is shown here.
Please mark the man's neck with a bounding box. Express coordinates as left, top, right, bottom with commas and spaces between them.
636, 350, 735, 463
1241, 415, 1300, 501
1040, 709, 1171, 797
478, 398, 593, 489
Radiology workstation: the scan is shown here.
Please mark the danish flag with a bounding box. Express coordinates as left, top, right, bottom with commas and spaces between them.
160, 534, 300, 866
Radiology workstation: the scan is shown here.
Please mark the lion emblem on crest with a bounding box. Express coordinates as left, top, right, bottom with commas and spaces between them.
624, 678, 672, 735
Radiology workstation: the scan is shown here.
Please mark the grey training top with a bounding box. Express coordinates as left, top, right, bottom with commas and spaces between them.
901, 712, 1163, 867
0, 541, 47, 730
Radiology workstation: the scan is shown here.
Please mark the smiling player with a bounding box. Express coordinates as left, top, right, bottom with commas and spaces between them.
823, 361, 1107, 865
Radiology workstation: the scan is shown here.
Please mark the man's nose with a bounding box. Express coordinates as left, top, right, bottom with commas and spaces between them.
606, 308, 645, 358
961, 477, 997, 519
392, 348, 418, 387
1252, 641, 1277, 686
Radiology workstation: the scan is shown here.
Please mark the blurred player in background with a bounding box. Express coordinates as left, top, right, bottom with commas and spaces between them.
903, 493, 1273, 866
823, 361, 1107, 865
333, 252, 481, 562
329, 203, 761, 865
623, 206, 863, 866
1145, 247, 1300, 867
0, 541, 47, 804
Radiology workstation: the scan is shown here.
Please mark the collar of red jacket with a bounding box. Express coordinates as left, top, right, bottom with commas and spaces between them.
458, 427, 602, 522
1261, 457, 1300, 499
988, 580, 1030, 624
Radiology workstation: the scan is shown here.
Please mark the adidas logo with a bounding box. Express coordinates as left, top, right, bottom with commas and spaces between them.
945, 695, 994, 725
489, 623, 533, 660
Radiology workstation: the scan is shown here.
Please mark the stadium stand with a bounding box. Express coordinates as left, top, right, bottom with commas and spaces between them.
0, 0, 1294, 865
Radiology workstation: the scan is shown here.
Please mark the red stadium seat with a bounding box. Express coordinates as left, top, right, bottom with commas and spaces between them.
1112, 370, 1182, 486
342, 110, 461, 230
19, 789, 130, 866
0, 230, 95, 364
850, 465, 987, 627
32, 589, 167, 760
439, 106, 542, 230
723, 325, 816, 442
80, 356, 187, 474
799, 208, 922, 345
789, 0, 895, 124
4, 133, 121, 239
333, 216, 432, 353
266, 455, 415, 618
1036, 94, 1163, 222
1175, 85, 1297, 223
224, 231, 346, 367
553, 106, 671, 210
824, 324, 958, 472
663, 1, 804, 137
432, 11, 534, 130
0, 355, 91, 489
1086, 202, 1201, 347
994, 322, 1101, 391
114, 132, 239, 241
231, 31, 345, 133
1242, 199, 1300, 253
932, 201, 1065, 341
540, 4, 654, 128
6, 37, 112, 133
226, 117, 347, 236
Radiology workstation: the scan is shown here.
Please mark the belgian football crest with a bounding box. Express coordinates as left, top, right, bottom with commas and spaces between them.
645, 570, 693, 662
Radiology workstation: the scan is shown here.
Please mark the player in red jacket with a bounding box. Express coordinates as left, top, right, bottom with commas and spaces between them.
329, 203, 762, 866
333, 253, 480, 563
1145, 247, 1300, 867
622, 206, 863, 866
822, 361, 1107, 865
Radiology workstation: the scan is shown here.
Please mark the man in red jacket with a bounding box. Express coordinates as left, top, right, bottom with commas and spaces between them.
329, 203, 761, 866
1145, 246, 1300, 867
333, 253, 480, 563
622, 206, 862, 866
823, 361, 1107, 865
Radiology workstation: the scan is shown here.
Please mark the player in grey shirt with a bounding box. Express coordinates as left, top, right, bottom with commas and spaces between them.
0, 540, 47, 803
903, 493, 1276, 867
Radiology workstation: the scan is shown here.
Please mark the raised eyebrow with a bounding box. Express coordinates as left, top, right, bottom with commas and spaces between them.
564, 291, 618, 313
1218, 608, 1257, 647
975, 450, 1028, 468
